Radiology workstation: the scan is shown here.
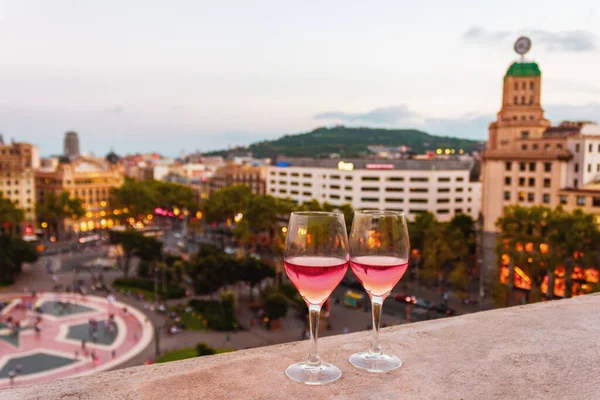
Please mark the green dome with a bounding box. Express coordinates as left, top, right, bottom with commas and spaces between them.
505, 62, 541, 78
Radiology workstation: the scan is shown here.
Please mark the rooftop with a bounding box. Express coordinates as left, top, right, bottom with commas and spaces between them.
4, 294, 600, 399
505, 62, 541, 78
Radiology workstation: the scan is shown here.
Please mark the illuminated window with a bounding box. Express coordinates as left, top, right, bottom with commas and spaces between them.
519, 192, 525, 201
521, 131, 529, 139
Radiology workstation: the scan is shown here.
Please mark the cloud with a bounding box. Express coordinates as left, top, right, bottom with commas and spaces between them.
314, 103, 600, 140
314, 106, 418, 125
106, 105, 124, 113
462, 26, 599, 53
545, 79, 600, 96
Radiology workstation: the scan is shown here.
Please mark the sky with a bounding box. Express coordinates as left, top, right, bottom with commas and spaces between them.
1, 0, 600, 156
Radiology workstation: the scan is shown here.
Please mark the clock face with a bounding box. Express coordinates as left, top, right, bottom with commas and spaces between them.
514, 36, 531, 55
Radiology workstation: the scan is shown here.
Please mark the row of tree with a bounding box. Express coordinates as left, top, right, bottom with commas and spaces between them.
495, 205, 600, 304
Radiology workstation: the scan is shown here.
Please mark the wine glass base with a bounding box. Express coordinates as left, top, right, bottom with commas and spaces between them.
285, 361, 342, 385
349, 352, 402, 373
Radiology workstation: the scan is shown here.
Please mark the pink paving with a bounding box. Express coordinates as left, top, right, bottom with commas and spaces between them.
0, 293, 152, 389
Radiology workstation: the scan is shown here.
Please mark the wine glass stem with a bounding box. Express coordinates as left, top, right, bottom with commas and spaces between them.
370, 295, 384, 356
307, 304, 322, 366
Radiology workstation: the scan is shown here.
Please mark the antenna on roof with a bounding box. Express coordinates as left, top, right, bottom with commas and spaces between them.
514, 36, 532, 62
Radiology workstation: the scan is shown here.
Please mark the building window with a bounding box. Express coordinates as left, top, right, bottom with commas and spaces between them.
597, 164, 600, 173
291, 172, 299, 177
270, 171, 275, 176
438, 209, 450, 214
330, 185, 340, 190
529, 96, 534, 105
588, 164, 592, 173
557, 144, 563, 150
361, 176, 380, 181
519, 192, 525, 201
513, 116, 518, 120
455, 208, 463, 214
362, 187, 380, 192
456, 188, 464, 192
303, 192, 311, 196
504, 191, 510, 200
593, 197, 600, 207
533, 144, 538, 150
345, 186, 353, 190
560, 195, 567, 205
590, 144, 593, 153
530, 82, 534, 90
522, 82, 526, 89
437, 198, 450, 204
385, 198, 403, 203
330, 194, 340, 200
519, 177, 525, 187
345, 176, 353, 181
577, 196, 586, 206
505, 177, 511, 185
520, 162, 526, 172
302, 183, 312, 187
544, 144, 551, 150
361, 197, 379, 202
291, 181, 299, 186
387, 177, 404, 182
514, 82, 518, 90
505, 162, 512, 171
543, 194, 550, 204
455, 198, 464, 203
575, 179, 579, 188
269, 180, 275, 184
437, 188, 450, 193
522, 144, 528, 151
514, 96, 518, 105
279, 180, 287, 185
330, 175, 340, 180
544, 163, 551, 172
527, 193, 535, 202
409, 199, 428, 204
575, 163, 579, 173
543, 178, 551, 188
529, 162, 536, 172
409, 188, 428, 193
344, 196, 352, 201
386, 188, 404, 192
269, 188, 275, 193
302, 173, 312, 178
438, 177, 451, 182
291, 190, 299, 195
528, 178, 535, 187
521, 96, 526, 104
598, 144, 600, 153
521, 131, 529, 139
575, 143, 580, 152
410, 177, 428, 182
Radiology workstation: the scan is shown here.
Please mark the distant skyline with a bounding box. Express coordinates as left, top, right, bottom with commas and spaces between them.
1, 0, 600, 156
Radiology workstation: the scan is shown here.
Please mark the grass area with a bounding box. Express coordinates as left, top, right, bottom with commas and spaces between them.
113, 284, 156, 301
156, 347, 235, 363
177, 310, 209, 331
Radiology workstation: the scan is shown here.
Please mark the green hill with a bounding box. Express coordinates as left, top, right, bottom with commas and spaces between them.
208, 126, 483, 158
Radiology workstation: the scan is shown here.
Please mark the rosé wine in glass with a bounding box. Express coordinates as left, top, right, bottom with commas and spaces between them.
285, 256, 348, 305
350, 256, 408, 297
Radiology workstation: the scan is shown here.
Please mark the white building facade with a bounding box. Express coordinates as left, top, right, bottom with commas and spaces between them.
266, 157, 481, 222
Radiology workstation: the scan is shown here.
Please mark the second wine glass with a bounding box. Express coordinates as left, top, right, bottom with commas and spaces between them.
348, 210, 410, 372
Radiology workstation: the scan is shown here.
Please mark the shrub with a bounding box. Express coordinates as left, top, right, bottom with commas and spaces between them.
188, 299, 236, 331
195, 342, 216, 357
264, 292, 288, 320
113, 278, 186, 299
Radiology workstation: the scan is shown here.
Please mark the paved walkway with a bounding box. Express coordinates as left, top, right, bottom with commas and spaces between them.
0, 293, 152, 389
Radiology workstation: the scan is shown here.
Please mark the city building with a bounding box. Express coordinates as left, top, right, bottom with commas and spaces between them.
63, 131, 80, 160
0, 140, 40, 232
480, 57, 600, 293
35, 153, 125, 232
210, 162, 266, 196
266, 157, 481, 222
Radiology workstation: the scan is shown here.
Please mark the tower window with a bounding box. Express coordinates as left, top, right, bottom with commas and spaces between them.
575, 143, 580, 152
521, 131, 529, 139
521, 96, 526, 104
575, 163, 579, 173
514, 96, 518, 105
522, 82, 526, 89
529, 97, 533, 105
590, 144, 593, 152
530, 82, 534, 90
514, 82, 518, 90
521, 115, 526, 120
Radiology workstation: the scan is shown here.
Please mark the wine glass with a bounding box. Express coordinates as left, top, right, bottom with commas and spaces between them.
348, 210, 409, 372
283, 211, 349, 385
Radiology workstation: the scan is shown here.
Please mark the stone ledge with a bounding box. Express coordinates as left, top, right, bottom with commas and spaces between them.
3, 294, 600, 400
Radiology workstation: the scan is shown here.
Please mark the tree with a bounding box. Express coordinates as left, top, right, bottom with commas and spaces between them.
422, 223, 468, 287
203, 185, 253, 224
110, 231, 162, 278
0, 194, 24, 234
36, 191, 84, 239
337, 203, 354, 234
240, 257, 275, 300
449, 214, 476, 254
263, 292, 288, 320
0, 234, 38, 284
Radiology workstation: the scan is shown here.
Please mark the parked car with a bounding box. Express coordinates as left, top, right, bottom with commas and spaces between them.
391, 293, 412, 303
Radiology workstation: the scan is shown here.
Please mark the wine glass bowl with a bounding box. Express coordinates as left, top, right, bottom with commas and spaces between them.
283, 211, 349, 385
348, 210, 410, 372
